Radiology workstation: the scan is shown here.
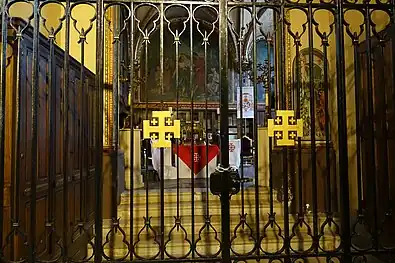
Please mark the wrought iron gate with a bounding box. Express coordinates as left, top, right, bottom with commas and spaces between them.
0, 0, 395, 262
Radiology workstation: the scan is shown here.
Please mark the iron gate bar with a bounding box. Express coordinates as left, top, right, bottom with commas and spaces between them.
63, 0, 71, 261
112, 2, 120, 227
129, 2, 135, 261
159, 2, 164, 259
321, 18, 333, 215
46, 16, 56, 255
376, 30, 390, 239
12, 24, 22, 261
279, 2, 291, 261
364, 2, 378, 251
307, 1, 319, 253
189, 4, 195, 258
0, 0, 7, 251
351, 29, 363, 220
95, 0, 105, 261
288, 8, 305, 253
219, 0, 230, 261
251, 2, 260, 259
334, 0, 351, 261
203, 9, 211, 256
40, 0, 64, 257
129, 2, 135, 260
30, 0, 40, 261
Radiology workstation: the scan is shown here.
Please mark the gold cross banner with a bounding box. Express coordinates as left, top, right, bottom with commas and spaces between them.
143, 111, 181, 148
268, 110, 303, 147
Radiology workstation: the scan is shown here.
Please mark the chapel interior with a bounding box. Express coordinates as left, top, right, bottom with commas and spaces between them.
1, 1, 395, 262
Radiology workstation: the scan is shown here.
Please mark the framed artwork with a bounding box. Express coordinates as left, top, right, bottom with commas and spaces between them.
293, 48, 328, 141
140, 22, 222, 103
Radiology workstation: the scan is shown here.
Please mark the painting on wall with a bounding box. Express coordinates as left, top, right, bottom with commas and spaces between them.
140, 24, 221, 103
293, 48, 327, 141
240, 39, 275, 105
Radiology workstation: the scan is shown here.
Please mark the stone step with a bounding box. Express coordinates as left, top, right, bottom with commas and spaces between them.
121, 187, 276, 207
117, 203, 286, 219
118, 188, 284, 218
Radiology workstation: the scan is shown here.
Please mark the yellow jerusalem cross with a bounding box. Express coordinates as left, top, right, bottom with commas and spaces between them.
143, 111, 180, 148
268, 110, 303, 147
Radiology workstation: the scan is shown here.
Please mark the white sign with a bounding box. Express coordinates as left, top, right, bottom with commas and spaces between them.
236, 86, 254, 119
229, 139, 241, 168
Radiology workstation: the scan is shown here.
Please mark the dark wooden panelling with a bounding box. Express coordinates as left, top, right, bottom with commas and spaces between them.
2, 19, 97, 261
272, 145, 338, 213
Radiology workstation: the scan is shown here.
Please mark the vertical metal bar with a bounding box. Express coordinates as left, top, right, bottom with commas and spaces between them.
204, 30, 210, 223
279, 10, 286, 108
141, 9, 151, 229
274, 11, 280, 112
0, 0, 7, 249
268, 17, 277, 217
265, 35, 272, 124
95, 0, 105, 261
12, 30, 23, 261
84, 66, 89, 221
84, 38, 90, 222
129, 2, 134, 260
189, 3, 195, 258
47, 31, 56, 254
63, 0, 71, 261
144, 38, 149, 221
237, 12, 245, 220
294, 37, 303, 215
175, 28, 180, 219
251, 2, 260, 257
112, 11, 119, 221
80, 37, 86, 223
29, 0, 40, 261
307, 1, 318, 251
364, 6, 378, 248
279, 5, 290, 262
335, 0, 351, 261
219, 0, 230, 262
322, 36, 332, 213
390, 2, 395, 212
159, 2, 165, 259
268, 137, 274, 214
377, 42, 390, 212
352, 40, 363, 213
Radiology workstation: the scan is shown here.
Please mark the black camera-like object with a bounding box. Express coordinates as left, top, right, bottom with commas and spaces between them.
209, 168, 241, 196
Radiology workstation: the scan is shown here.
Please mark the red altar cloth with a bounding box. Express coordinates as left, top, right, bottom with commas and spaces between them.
173, 145, 219, 175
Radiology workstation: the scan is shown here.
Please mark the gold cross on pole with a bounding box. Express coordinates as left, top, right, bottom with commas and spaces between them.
143, 111, 181, 148
268, 110, 303, 147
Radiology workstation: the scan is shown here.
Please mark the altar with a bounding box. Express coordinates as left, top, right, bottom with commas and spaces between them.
120, 128, 269, 190
151, 140, 241, 180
